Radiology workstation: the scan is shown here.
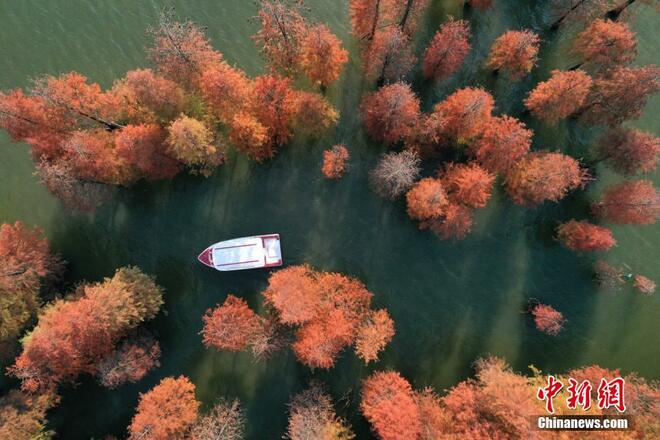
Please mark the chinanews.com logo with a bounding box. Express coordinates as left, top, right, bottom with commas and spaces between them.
532, 375, 631, 431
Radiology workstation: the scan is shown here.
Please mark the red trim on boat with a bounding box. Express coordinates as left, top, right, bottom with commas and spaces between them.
215, 259, 261, 267
263, 259, 282, 268
197, 247, 213, 267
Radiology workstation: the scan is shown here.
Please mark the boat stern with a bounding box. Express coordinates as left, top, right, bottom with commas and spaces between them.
197, 246, 214, 267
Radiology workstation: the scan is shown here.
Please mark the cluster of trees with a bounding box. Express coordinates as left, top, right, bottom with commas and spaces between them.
201, 265, 395, 369
0, 5, 343, 211
0, 222, 63, 355
8, 266, 163, 392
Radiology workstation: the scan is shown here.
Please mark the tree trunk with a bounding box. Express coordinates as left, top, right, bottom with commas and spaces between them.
368, 0, 382, 41
549, 0, 586, 30
606, 0, 636, 21
399, 0, 415, 29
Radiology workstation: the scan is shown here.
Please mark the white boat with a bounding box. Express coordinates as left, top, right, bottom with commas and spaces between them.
198, 234, 282, 271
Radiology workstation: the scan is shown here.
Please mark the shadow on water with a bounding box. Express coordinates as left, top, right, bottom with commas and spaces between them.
0, 0, 658, 439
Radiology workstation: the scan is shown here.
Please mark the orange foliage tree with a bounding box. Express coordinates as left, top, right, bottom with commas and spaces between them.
422, 18, 471, 81
198, 62, 253, 123
524, 70, 593, 124
556, 220, 616, 252
286, 385, 354, 440
201, 295, 263, 352
405, 177, 449, 223
0, 389, 59, 439
593, 180, 659, 225
596, 128, 658, 176
429, 203, 475, 240
115, 123, 180, 180
579, 65, 660, 126
486, 30, 540, 80
9, 267, 163, 392
432, 87, 494, 143
505, 152, 587, 206
321, 144, 350, 179
440, 163, 495, 209
361, 371, 422, 440
572, 19, 637, 71
299, 24, 349, 88
365, 27, 416, 83
360, 82, 421, 145
469, 115, 532, 173
355, 309, 395, 363
128, 376, 199, 440
633, 275, 656, 295
166, 115, 223, 176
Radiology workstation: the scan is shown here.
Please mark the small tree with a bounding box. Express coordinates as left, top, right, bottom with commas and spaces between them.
440, 163, 495, 209
97, 335, 161, 389
531, 304, 565, 336
429, 203, 474, 240
360, 82, 421, 145
596, 128, 658, 176
299, 24, 349, 88
406, 178, 449, 222
594, 260, 626, 290
486, 30, 540, 80
166, 115, 223, 176
572, 19, 637, 71
556, 220, 616, 252
423, 18, 471, 81
369, 150, 421, 200
470, 116, 532, 173
524, 70, 593, 124
321, 145, 350, 179
593, 180, 659, 225
633, 275, 656, 295
355, 309, 395, 363
287, 385, 354, 440
190, 398, 245, 440
201, 295, 263, 352
128, 376, 200, 440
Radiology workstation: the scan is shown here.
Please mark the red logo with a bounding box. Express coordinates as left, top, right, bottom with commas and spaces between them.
537, 376, 626, 414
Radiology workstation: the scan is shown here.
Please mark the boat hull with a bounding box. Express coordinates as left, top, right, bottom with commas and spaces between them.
198, 234, 282, 271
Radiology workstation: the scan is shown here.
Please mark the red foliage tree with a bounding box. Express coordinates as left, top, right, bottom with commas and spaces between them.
406, 178, 449, 222
469, 115, 532, 173
263, 265, 322, 325
321, 144, 350, 179
355, 309, 395, 363
361, 371, 422, 440
360, 82, 421, 145
556, 220, 616, 252
365, 27, 416, 83
251, 75, 298, 147
9, 267, 163, 392
440, 163, 495, 209
299, 24, 349, 88
97, 335, 161, 389
422, 18, 471, 81
505, 152, 587, 206
597, 127, 658, 176
486, 30, 540, 80
580, 65, 660, 126
112, 68, 186, 122
253, 0, 308, 74
433, 87, 494, 143
633, 275, 656, 295
524, 70, 593, 124
572, 19, 637, 71
198, 62, 253, 123
148, 8, 222, 86
115, 124, 181, 180
201, 295, 263, 351
531, 304, 565, 336
293, 308, 356, 369
228, 112, 273, 162
128, 376, 199, 440
593, 180, 659, 225
429, 203, 475, 240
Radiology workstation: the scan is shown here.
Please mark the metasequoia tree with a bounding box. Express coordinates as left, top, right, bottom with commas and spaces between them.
596, 128, 658, 176
440, 163, 495, 209
572, 19, 637, 71
532, 304, 566, 335
228, 112, 272, 162
9, 267, 163, 392
201, 295, 263, 352
594, 260, 626, 290
369, 150, 421, 200
405, 178, 449, 223
633, 275, 656, 295
432, 87, 494, 143
505, 152, 588, 206
361, 371, 422, 440
360, 82, 421, 145
96, 335, 161, 389
579, 65, 660, 126
299, 24, 349, 87
253, 0, 308, 74
429, 203, 475, 240
349, 0, 428, 41
486, 30, 540, 80
321, 144, 350, 179
286, 385, 354, 440
198, 62, 253, 123
355, 309, 395, 363
148, 7, 222, 86
593, 179, 659, 224
422, 18, 471, 81
190, 398, 245, 440
557, 220, 616, 251
0, 389, 59, 440
469, 115, 532, 173
524, 70, 593, 124
128, 376, 200, 440
166, 115, 223, 176
115, 123, 180, 181
365, 27, 416, 83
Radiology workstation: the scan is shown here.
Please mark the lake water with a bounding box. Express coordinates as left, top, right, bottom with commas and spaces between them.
0, 1, 658, 438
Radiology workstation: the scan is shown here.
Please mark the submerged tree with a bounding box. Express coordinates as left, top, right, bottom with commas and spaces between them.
596, 128, 658, 176
321, 145, 350, 179
633, 275, 656, 295
361, 82, 421, 145
286, 385, 354, 440
470, 115, 532, 173
369, 150, 422, 200
505, 152, 588, 206
556, 220, 616, 252
524, 70, 593, 124
422, 18, 471, 81
128, 376, 200, 440
365, 27, 416, 83
486, 30, 540, 80
532, 304, 565, 335
594, 260, 626, 290
593, 180, 659, 224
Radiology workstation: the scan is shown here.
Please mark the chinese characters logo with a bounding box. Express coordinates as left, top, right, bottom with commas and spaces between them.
537, 375, 626, 414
